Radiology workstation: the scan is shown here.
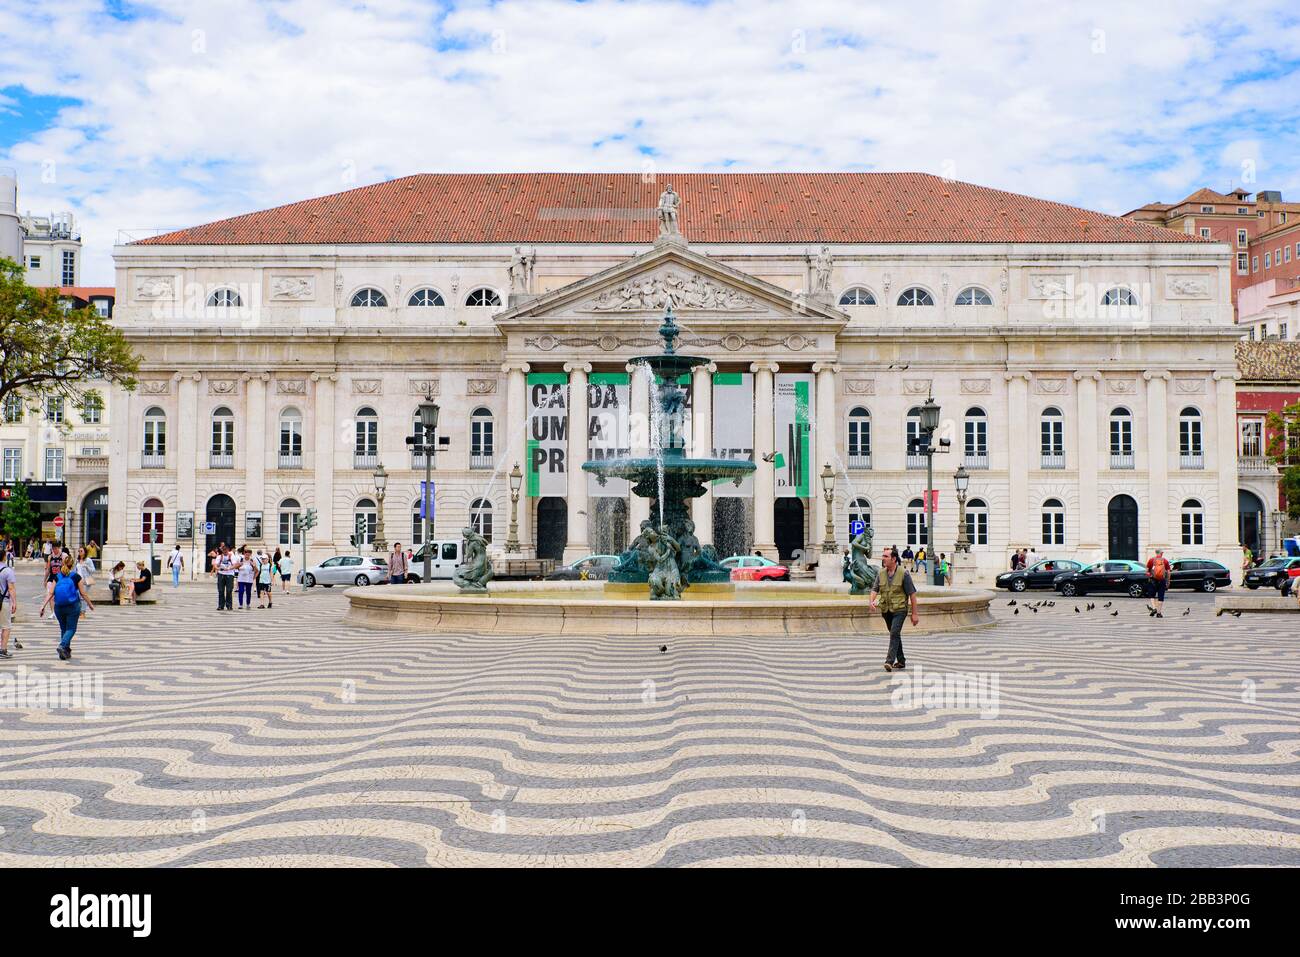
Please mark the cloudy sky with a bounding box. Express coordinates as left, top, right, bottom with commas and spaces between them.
2, 0, 1299, 283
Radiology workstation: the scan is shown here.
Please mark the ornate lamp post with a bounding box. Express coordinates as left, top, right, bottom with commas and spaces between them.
407, 398, 440, 581
372, 462, 388, 551
820, 462, 837, 554
918, 393, 943, 585
954, 464, 971, 554
506, 462, 523, 553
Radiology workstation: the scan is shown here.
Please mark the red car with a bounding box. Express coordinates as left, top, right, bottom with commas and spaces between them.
720, 555, 790, 582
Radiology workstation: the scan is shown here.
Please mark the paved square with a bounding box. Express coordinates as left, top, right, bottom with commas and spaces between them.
1, 571, 1297, 867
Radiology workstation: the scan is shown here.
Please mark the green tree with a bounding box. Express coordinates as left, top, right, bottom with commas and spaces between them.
0, 257, 139, 411
1266, 400, 1300, 520
2, 481, 40, 548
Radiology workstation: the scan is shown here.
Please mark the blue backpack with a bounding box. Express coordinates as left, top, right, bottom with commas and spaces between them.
54, 572, 79, 606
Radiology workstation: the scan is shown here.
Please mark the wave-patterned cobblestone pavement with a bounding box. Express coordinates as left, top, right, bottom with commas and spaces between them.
1, 585, 1297, 867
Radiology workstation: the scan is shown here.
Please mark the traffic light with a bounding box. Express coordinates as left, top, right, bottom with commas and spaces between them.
300, 508, 318, 531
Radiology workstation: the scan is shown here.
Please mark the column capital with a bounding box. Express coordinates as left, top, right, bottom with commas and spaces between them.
1072, 369, 1101, 382
563, 361, 592, 375
501, 361, 531, 375
811, 362, 840, 375
1002, 370, 1032, 382
750, 361, 780, 375
1142, 369, 1171, 382
691, 361, 718, 375
1212, 370, 1238, 382
309, 372, 338, 383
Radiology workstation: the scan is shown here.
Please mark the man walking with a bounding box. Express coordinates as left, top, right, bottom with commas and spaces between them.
869, 546, 919, 672
388, 542, 408, 585
1146, 547, 1171, 618
0, 554, 18, 658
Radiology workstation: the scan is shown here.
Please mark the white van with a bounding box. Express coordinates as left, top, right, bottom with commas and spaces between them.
408, 541, 461, 581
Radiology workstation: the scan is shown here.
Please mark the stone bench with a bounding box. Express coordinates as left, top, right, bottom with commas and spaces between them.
96, 586, 158, 606
1214, 593, 1299, 615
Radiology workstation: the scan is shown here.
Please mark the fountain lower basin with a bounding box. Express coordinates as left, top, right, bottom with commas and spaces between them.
345, 580, 995, 636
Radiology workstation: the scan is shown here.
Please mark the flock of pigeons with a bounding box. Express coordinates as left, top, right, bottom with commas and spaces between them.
1005, 598, 1195, 618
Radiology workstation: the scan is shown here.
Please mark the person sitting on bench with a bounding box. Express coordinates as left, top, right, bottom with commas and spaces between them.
125, 560, 153, 604
109, 561, 127, 604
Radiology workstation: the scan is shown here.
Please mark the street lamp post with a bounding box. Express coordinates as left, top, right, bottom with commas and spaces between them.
820, 462, 836, 554
918, 394, 943, 585
954, 464, 971, 555
506, 462, 523, 553
408, 398, 440, 583
372, 462, 388, 551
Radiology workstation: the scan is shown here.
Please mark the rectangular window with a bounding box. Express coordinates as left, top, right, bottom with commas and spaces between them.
355, 420, 377, 455
94, 299, 109, 317
28, 255, 40, 269
1179, 417, 1202, 455
1041, 511, 1064, 546
61, 250, 75, 286
279, 510, 302, 546
471, 418, 494, 456
1237, 229, 1248, 247
1282, 322, 1289, 340
1181, 511, 1204, 546
1200, 205, 1214, 213
1237, 252, 1249, 273
44, 448, 64, 481
1265, 253, 1272, 268
1040, 418, 1063, 456
80, 393, 102, 424
280, 419, 302, 456
1240, 419, 1263, 457
81, 446, 101, 456
211, 419, 234, 454
848, 417, 871, 457
965, 510, 988, 546
906, 511, 927, 547
1252, 256, 1259, 272
964, 419, 987, 456
143, 419, 166, 455
1199, 227, 1211, 238
2, 395, 22, 423
1109, 419, 1132, 455
2, 448, 21, 482
45, 396, 64, 423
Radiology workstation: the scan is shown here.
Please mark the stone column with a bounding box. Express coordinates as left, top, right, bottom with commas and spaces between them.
503, 362, 531, 555
106, 382, 133, 561
176, 372, 199, 530
1214, 371, 1240, 566
1006, 372, 1031, 548
1074, 370, 1101, 557
628, 361, 651, 531
811, 362, 839, 567
691, 362, 716, 545
311, 373, 336, 551
245, 373, 268, 541
751, 361, 779, 556
1144, 370, 1170, 549
563, 361, 591, 560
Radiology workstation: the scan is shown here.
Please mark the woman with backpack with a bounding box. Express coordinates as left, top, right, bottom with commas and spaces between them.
41, 555, 94, 661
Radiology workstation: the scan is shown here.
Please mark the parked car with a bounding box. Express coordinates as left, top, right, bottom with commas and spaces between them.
719, 555, 790, 582
547, 554, 621, 581
301, 555, 389, 587
1166, 557, 1232, 592
1242, 556, 1300, 590
996, 558, 1083, 592
1052, 560, 1149, 598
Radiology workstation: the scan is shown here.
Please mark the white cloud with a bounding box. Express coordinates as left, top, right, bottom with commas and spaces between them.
1, 0, 1298, 282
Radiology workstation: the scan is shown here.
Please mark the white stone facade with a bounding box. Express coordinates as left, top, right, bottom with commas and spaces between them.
105, 231, 1241, 579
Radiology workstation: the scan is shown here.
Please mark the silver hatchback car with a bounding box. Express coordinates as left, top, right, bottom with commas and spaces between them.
301, 555, 389, 587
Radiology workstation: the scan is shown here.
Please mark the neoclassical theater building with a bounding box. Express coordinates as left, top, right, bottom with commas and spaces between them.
104, 173, 1242, 577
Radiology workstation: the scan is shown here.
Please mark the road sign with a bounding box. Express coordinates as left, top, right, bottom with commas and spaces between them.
53, 515, 64, 528
849, 520, 864, 537
203, 521, 217, 535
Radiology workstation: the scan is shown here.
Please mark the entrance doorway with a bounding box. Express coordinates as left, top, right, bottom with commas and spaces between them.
535, 496, 567, 560
774, 498, 806, 562
204, 493, 237, 570
1107, 494, 1139, 561
1239, 489, 1265, 558
81, 487, 108, 547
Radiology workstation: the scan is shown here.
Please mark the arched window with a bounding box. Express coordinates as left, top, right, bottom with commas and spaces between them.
839, 286, 876, 306
411, 498, 428, 546
206, 288, 242, 307
1109, 407, 1133, 467
848, 497, 872, 536
954, 286, 992, 306
470, 407, 494, 468
143, 406, 166, 467
1041, 498, 1065, 546
279, 407, 303, 467
278, 498, 302, 546
847, 407, 871, 467
1181, 499, 1205, 545
906, 497, 927, 547
1179, 406, 1203, 467
906, 406, 924, 468
465, 288, 502, 307
141, 497, 164, 545
470, 498, 493, 541
1040, 406, 1064, 467
210, 406, 234, 466
1100, 286, 1138, 307
963, 407, 988, 467
354, 407, 378, 465
407, 288, 445, 307
966, 497, 989, 546
350, 287, 387, 307
897, 287, 934, 306
353, 498, 378, 545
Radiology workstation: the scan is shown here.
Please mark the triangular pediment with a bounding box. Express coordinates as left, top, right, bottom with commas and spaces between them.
495, 242, 847, 327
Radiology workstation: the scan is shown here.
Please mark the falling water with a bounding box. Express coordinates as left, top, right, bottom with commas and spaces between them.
638, 360, 667, 526
470, 427, 523, 530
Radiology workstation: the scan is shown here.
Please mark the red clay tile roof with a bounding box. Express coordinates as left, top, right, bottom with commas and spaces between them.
133, 173, 1202, 246
57, 286, 115, 299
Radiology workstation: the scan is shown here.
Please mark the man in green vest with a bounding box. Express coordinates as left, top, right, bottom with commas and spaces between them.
869, 545, 919, 672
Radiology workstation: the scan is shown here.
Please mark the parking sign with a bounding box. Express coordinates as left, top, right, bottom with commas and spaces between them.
849, 520, 865, 537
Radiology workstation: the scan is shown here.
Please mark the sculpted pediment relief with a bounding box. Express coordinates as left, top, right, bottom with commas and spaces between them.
584, 269, 757, 312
